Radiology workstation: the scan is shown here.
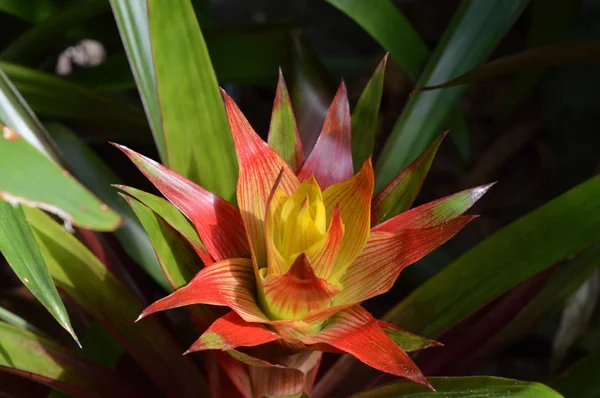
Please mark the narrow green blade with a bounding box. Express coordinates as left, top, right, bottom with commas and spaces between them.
0, 0, 57, 22
24, 206, 209, 397
0, 201, 77, 344
375, 0, 530, 191
352, 376, 562, 398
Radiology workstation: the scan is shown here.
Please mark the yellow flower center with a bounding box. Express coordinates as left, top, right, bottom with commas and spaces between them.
269, 177, 329, 272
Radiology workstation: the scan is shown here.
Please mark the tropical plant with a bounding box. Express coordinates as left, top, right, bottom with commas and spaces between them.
1, 0, 599, 397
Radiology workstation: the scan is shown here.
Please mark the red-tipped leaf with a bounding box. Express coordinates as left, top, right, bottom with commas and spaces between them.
268, 70, 304, 173
222, 90, 300, 272
373, 183, 493, 232
311, 206, 344, 279
187, 311, 279, 352
335, 216, 477, 305
114, 144, 249, 261
139, 258, 268, 323
298, 83, 353, 189
301, 305, 431, 389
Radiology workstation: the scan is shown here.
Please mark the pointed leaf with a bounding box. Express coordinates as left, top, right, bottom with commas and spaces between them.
223, 90, 300, 270
373, 184, 493, 233
351, 55, 387, 170
353, 376, 563, 398
298, 83, 353, 190
263, 254, 340, 320
335, 217, 477, 305
311, 206, 344, 280
140, 258, 269, 323
323, 160, 374, 282
418, 42, 600, 91
301, 306, 430, 388
375, 0, 529, 192
188, 311, 279, 352
115, 144, 248, 261
147, 0, 238, 199
0, 201, 77, 344
109, 0, 166, 161
268, 70, 304, 172
378, 321, 443, 353
372, 133, 446, 225
0, 322, 143, 397
0, 125, 121, 231
24, 207, 209, 397
114, 185, 210, 265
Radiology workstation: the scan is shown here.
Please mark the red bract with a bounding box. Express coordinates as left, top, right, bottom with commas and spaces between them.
116, 66, 491, 396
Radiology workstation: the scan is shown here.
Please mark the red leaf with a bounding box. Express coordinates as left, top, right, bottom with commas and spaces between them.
335, 216, 477, 305
114, 144, 249, 261
301, 306, 431, 389
138, 258, 268, 323
263, 253, 340, 320
187, 311, 279, 352
222, 90, 300, 273
298, 83, 353, 189
373, 184, 493, 233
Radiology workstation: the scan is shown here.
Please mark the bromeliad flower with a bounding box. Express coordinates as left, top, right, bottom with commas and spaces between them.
115, 63, 491, 390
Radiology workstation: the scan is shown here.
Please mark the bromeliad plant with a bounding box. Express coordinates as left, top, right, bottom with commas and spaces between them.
114, 69, 491, 394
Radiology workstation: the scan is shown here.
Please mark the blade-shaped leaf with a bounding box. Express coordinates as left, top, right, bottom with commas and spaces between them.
47, 123, 168, 289
379, 322, 442, 353
1, 63, 149, 137
0, 201, 77, 343
0, 0, 57, 22
0, 125, 120, 231
375, 0, 530, 191
109, 0, 165, 161
0, 322, 143, 397
417, 42, 600, 91
352, 376, 562, 398
351, 55, 387, 170
316, 173, 600, 397
23, 206, 209, 397
147, 0, 238, 199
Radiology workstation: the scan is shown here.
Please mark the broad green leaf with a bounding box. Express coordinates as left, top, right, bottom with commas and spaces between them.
352, 376, 563, 398
351, 55, 387, 170
109, 0, 166, 162
147, 0, 238, 200
474, 245, 600, 360
1, 62, 150, 136
24, 206, 209, 397
317, 174, 600, 397
0, 0, 57, 22
418, 42, 600, 91
0, 125, 120, 231
0, 0, 109, 65
446, 112, 470, 161
114, 185, 205, 256
375, 0, 530, 191
0, 201, 78, 344
0, 322, 142, 397
552, 349, 600, 398
47, 123, 169, 289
